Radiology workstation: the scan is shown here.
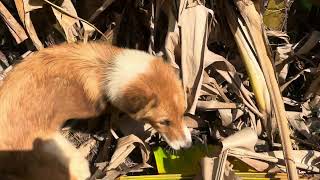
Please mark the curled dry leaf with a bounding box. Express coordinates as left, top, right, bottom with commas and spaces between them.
105, 135, 151, 178
286, 111, 311, 139
275, 44, 292, 84
221, 127, 258, 151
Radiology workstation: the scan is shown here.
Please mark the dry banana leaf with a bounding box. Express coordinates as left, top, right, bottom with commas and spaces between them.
51, 0, 80, 43
0, 1, 28, 44
227, 0, 299, 178
13, 0, 43, 49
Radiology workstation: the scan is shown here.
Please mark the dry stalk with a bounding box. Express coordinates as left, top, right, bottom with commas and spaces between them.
0, 1, 28, 44
224, 0, 272, 137
227, 0, 299, 179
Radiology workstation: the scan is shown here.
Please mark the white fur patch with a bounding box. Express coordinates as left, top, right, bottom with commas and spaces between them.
42, 134, 90, 180
105, 49, 154, 102
183, 125, 192, 146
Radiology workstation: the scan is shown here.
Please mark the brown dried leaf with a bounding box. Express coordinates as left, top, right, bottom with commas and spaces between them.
184, 114, 207, 128
205, 51, 263, 120
205, 51, 256, 107
266, 30, 290, 44
0, 1, 28, 44
200, 157, 218, 180
286, 111, 311, 139
51, 0, 80, 43
13, 0, 43, 49
221, 127, 258, 151
178, 1, 213, 114
275, 44, 292, 84
199, 156, 241, 180
164, 0, 214, 114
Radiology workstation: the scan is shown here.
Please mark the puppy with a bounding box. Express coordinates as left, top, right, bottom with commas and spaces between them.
0, 42, 192, 179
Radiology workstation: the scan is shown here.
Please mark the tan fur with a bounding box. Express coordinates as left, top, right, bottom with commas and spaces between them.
118, 59, 189, 146
0, 42, 191, 179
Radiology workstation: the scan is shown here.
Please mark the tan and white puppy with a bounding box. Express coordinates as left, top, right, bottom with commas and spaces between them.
0, 42, 191, 180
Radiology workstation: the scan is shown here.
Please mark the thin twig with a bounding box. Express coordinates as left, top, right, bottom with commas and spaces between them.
89, 0, 115, 22
43, 0, 108, 40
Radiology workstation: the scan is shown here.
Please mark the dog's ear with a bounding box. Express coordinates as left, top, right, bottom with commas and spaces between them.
119, 88, 158, 114
125, 94, 149, 113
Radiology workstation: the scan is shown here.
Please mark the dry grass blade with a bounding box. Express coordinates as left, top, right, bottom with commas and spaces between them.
0, 1, 28, 44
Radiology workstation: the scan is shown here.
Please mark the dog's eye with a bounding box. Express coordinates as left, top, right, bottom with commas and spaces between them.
160, 119, 171, 126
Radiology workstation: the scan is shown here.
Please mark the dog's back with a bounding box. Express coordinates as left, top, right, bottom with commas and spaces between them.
0, 43, 114, 179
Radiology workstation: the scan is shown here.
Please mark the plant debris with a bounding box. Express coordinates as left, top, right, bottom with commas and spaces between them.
0, 0, 319, 179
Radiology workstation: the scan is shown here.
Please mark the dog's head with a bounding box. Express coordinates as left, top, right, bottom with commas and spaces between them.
106, 50, 192, 150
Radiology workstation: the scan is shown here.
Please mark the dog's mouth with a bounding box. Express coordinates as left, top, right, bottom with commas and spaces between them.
160, 126, 192, 150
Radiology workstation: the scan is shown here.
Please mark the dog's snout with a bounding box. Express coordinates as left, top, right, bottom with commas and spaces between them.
163, 125, 192, 150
